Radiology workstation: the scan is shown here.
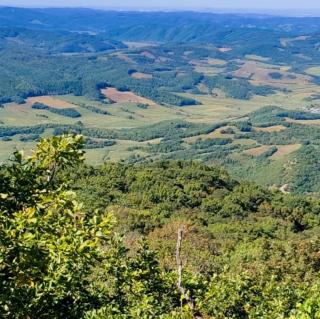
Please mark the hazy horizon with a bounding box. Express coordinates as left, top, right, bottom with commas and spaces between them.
2, 0, 320, 15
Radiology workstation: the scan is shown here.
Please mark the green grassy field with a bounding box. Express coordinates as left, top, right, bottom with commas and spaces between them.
305, 66, 320, 76
2, 78, 320, 165
2, 51, 320, 191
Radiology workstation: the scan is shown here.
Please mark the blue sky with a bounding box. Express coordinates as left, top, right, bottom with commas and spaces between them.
2, 0, 320, 11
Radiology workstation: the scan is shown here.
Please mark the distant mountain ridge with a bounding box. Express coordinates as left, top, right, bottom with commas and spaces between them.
1, 7, 320, 39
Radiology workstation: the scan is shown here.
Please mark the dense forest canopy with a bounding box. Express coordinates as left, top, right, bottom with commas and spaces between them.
1, 135, 320, 318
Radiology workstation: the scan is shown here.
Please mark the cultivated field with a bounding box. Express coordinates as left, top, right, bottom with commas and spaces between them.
255, 125, 287, 132
101, 88, 156, 105
130, 72, 153, 79
243, 145, 272, 156
233, 60, 310, 87
26, 96, 78, 108
271, 144, 302, 160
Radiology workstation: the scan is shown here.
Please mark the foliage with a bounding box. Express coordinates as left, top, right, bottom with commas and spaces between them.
1, 135, 320, 317
0, 135, 114, 317
32, 102, 82, 118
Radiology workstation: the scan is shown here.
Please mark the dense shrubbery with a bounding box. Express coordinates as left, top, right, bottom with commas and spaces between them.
192, 138, 232, 149
32, 102, 82, 118
77, 103, 111, 115
146, 139, 185, 153
248, 105, 320, 126
1, 135, 320, 318
85, 138, 116, 149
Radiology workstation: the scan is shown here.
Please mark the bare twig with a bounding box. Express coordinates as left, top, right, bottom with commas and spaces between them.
176, 227, 183, 293
176, 226, 195, 311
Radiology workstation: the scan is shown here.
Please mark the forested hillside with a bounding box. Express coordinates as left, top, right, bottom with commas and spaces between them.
1, 135, 320, 318
2, 8, 320, 35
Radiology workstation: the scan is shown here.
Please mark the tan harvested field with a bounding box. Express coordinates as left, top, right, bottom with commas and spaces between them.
232, 139, 258, 146
141, 51, 156, 59
233, 60, 310, 86
242, 143, 301, 159
245, 55, 271, 62
284, 118, 320, 125
114, 53, 135, 63
101, 88, 156, 105
189, 58, 226, 75
26, 96, 78, 108
271, 144, 301, 160
207, 58, 227, 65
130, 72, 153, 79
194, 65, 223, 75
184, 126, 235, 143
234, 60, 277, 76
243, 145, 271, 156
255, 125, 287, 132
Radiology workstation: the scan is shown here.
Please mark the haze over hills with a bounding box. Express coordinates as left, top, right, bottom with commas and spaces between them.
1, 7, 320, 33
2, 0, 320, 14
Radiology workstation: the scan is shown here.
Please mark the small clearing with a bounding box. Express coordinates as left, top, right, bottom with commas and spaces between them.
285, 118, 320, 125
255, 125, 287, 132
207, 58, 227, 65
130, 72, 153, 79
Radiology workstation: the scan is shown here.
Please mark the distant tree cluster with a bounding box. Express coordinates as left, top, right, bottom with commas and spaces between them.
32, 102, 82, 118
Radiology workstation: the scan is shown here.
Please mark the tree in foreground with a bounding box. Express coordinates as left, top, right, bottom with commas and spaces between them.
0, 135, 190, 319
0, 135, 116, 317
